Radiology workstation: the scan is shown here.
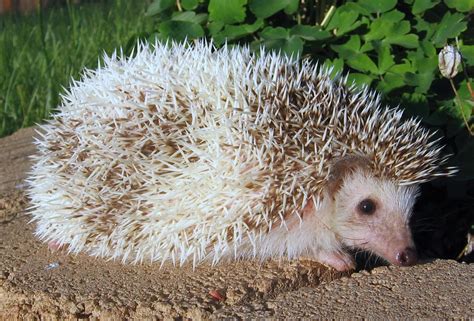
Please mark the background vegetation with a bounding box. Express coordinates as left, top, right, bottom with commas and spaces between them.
0, 0, 473, 263
0, 0, 154, 137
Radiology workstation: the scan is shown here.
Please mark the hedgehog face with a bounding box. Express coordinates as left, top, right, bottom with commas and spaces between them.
332, 169, 419, 267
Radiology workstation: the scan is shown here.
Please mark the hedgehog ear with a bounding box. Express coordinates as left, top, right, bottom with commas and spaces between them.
327, 155, 371, 196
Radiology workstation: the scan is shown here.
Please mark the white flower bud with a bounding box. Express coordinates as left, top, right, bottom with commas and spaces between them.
438, 45, 462, 79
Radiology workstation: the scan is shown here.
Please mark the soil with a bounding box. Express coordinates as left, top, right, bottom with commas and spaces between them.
0, 128, 473, 319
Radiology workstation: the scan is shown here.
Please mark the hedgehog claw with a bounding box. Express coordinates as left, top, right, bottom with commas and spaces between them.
316, 251, 355, 271
48, 240, 64, 251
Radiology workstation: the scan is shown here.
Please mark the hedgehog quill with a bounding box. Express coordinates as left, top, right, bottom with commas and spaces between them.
27, 41, 456, 271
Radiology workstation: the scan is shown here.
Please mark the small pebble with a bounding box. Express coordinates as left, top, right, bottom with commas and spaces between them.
45, 262, 60, 270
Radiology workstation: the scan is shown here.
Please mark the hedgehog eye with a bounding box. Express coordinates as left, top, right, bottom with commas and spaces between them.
357, 198, 376, 215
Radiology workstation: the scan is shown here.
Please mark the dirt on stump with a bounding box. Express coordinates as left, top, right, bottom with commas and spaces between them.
0, 128, 472, 319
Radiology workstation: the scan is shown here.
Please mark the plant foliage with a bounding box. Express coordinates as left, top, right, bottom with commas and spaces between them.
0, 0, 154, 138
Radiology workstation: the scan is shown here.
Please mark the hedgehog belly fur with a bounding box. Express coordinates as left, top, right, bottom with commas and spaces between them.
27, 40, 455, 266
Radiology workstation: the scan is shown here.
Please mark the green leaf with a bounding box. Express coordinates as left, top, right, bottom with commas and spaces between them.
414, 16, 436, 39
290, 25, 331, 41
258, 26, 304, 57
439, 97, 472, 123
322, 58, 345, 78
260, 27, 289, 39
208, 21, 224, 35
347, 73, 373, 87
377, 72, 405, 93
377, 61, 412, 92
420, 39, 436, 57
459, 98, 474, 118
262, 37, 304, 57
383, 9, 405, 22
326, 10, 362, 36
404, 71, 434, 93
407, 53, 437, 74
145, 32, 159, 45
358, 0, 397, 13
181, 0, 199, 10
341, 2, 372, 16
457, 80, 474, 117
366, 17, 419, 48
418, 54, 442, 72
249, 0, 292, 18
444, 0, 474, 12
346, 53, 378, 74
331, 35, 361, 58
364, 19, 388, 41
281, 37, 304, 57
159, 20, 205, 41
360, 41, 375, 52
412, 0, 440, 14
172, 11, 208, 24
377, 44, 395, 74
365, 14, 411, 43
208, 0, 247, 24
392, 20, 411, 35
213, 19, 264, 44
389, 62, 415, 74
460, 45, 474, 66
284, 0, 299, 14
385, 33, 419, 48
407, 48, 424, 65
146, 0, 175, 16
431, 12, 467, 47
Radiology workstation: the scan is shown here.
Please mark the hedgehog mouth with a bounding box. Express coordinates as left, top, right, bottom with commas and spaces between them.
346, 237, 418, 268
356, 244, 418, 268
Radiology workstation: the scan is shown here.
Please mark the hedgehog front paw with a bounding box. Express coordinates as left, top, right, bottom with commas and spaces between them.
316, 251, 355, 271
48, 240, 66, 251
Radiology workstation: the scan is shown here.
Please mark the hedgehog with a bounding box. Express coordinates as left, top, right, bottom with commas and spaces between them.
27, 40, 456, 271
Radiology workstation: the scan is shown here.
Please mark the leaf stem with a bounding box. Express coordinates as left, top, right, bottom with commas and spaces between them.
460, 60, 474, 101
449, 78, 473, 136
320, 5, 335, 28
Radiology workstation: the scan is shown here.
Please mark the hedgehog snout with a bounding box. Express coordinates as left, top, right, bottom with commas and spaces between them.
368, 223, 418, 267
395, 247, 417, 266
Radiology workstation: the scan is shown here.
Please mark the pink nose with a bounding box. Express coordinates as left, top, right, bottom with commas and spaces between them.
396, 247, 417, 266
